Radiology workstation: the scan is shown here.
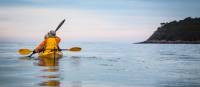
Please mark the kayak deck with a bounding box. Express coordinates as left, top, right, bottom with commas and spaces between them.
38, 51, 63, 59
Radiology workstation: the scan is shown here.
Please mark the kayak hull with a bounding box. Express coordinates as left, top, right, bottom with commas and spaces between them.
38, 51, 63, 59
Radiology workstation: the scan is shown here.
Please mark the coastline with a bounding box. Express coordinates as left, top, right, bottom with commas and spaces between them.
139, 17, 200, 44
136, 40, 200, 44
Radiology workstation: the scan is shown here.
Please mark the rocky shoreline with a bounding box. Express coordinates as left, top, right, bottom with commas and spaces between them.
138, 40, 200, 44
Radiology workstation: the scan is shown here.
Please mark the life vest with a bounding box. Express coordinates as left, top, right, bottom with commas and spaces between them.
44, 37, 59, 53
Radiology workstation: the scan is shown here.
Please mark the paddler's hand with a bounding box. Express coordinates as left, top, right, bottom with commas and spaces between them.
33, 50, 37, 54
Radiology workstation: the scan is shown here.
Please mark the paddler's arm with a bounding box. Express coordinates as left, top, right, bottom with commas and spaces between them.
34, 40, 46, 53
28, 40, 46, 57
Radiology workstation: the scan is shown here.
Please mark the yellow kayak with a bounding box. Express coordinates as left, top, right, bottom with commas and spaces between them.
38, 51, 63, 59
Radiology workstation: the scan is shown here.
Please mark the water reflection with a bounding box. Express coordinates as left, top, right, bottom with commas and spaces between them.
36, 56, 84, 87
38, 57, 59, 66
37, 57, 61, 87
39, 80, 60, 86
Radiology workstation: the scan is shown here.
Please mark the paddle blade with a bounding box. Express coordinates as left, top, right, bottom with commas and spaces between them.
69, 47, 82, 51
18, 49, 32, 55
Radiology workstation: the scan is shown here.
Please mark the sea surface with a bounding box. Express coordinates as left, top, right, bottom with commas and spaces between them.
0, 42, 200, 87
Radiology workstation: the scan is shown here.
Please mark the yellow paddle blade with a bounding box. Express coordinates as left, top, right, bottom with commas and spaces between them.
18, 49, 32, 55
69, 47, 82, 51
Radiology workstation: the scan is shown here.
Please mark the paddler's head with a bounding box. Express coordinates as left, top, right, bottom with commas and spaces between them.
48, 30, 56, 37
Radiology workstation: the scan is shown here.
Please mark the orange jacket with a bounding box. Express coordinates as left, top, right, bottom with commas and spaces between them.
35, 36, 61, 53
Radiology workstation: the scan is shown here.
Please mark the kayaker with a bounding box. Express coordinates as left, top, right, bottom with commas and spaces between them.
29, 30, 61, 56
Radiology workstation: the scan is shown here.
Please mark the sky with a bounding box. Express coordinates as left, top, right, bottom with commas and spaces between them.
0, 0, 200, 42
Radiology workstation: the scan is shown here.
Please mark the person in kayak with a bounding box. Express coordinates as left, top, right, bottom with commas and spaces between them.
28, 30, 61, 57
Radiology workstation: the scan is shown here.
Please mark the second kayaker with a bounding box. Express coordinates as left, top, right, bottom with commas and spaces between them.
30, 30, 61, 56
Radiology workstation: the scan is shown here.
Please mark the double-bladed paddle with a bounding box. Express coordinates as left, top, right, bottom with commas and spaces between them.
18, 47, 82, 55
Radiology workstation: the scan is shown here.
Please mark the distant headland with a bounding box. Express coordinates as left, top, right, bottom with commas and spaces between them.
140, 17, 200, 44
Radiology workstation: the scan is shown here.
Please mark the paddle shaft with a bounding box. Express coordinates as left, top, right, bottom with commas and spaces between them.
55, 19, 65, 32
28, 52, 35, 57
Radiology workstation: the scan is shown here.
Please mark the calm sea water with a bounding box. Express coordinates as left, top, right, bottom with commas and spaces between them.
0, 42, 200, 87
